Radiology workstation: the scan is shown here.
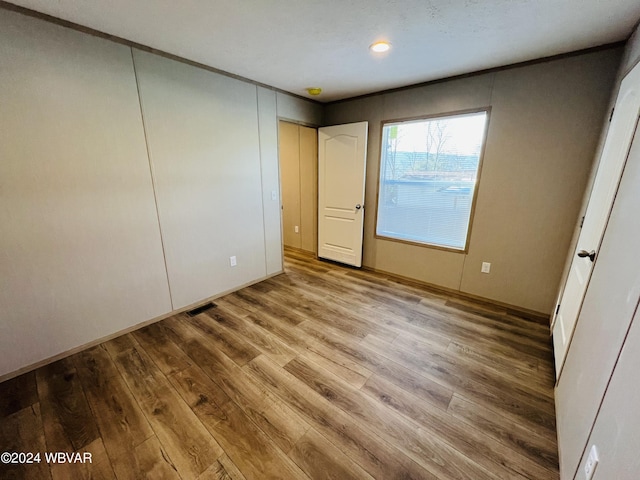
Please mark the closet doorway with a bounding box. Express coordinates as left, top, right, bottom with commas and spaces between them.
278, 121, 318, 254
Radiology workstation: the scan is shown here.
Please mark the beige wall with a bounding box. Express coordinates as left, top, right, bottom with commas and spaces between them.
132, 49, 272, 309
0, 8, 311, 379
324, 48, 622, 314
0, 9, 172, 377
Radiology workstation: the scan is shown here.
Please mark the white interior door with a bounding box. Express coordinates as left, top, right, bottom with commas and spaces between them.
552, 62, 640, 378
555, 115, 640, 480
318, 121, 368, 267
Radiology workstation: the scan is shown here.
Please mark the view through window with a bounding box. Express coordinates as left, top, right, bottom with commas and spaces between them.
376, 111, 488, 250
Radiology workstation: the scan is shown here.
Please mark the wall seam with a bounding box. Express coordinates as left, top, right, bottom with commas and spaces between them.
130, 47, 175, 310
255, 86, 270, 276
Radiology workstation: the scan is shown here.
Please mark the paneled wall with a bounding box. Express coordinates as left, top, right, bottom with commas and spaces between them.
133, 49, 267, 309
572, 307, 640, 479
0, 9, 172, 378
324, 48, 622, 315
0, 8, 321, 379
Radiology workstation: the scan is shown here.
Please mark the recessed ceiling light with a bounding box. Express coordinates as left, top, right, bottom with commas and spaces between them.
306, 87, 322, 96
370, 41, 391, 53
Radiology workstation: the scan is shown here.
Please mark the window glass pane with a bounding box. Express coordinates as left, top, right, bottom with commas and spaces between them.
376, 111, 488, 250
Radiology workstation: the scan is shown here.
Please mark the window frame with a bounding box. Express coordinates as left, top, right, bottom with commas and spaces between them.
373, 107, 491, 254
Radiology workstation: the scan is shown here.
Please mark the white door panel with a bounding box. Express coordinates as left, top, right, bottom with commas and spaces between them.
552, 62, 640, 379
318, 122, 368, 267
325, 135, 359, 206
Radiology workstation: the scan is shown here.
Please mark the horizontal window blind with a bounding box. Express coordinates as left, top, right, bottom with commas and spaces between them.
376, 111, 488, 250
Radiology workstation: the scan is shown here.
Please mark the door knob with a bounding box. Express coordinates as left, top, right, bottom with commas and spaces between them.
577, 249, 596, 262
355, 204, 362, 210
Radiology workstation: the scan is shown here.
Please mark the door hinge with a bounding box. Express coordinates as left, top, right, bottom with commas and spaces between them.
609, 108, 615, 122
556, 304, 561, 315
580, 216, 585, 228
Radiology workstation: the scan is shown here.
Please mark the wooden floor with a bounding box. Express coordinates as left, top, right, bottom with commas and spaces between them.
0, 249, 559, 479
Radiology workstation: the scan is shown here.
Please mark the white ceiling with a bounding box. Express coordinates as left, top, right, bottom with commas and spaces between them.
6, 0, 640, 102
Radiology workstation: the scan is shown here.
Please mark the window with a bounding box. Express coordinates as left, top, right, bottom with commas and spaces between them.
376, 110, 488, 251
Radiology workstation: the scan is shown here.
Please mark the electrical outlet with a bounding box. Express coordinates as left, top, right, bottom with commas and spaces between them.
584, 445, 599, 480
294, 226, 299, 233
229, 256, 237, 267
481, 262, 491, 274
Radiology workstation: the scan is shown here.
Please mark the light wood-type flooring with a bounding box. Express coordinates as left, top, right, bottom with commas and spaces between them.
0, 248, 559, 479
